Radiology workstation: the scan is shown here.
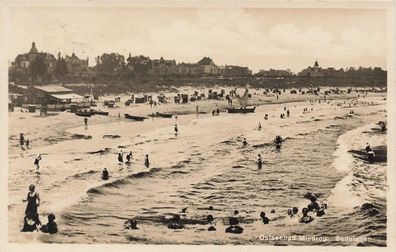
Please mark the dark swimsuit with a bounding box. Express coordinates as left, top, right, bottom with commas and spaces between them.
25, 192, 38, 216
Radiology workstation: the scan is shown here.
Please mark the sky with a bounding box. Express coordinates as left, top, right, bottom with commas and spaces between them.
7, 7, 388, 73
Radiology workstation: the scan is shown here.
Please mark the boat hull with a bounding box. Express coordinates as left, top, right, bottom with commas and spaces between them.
227, 107, 256, 113
124, 113, 147, 121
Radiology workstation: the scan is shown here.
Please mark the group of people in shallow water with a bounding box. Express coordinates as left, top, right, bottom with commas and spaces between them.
122, 193, 327, 234
21, 184, 58, 234
103, 151, 151, 180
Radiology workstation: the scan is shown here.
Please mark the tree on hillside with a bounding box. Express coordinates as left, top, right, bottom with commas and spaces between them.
95, 53, 126, 78
30, 55, 47, 83
54, 58, 68, 81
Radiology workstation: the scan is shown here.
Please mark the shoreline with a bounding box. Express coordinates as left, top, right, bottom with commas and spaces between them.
8, 87, 385, 157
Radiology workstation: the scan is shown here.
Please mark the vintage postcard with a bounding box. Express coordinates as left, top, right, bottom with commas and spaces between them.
1, 0, 395, 251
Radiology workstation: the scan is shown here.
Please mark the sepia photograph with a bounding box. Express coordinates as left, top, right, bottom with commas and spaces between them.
1, 0, 395, 250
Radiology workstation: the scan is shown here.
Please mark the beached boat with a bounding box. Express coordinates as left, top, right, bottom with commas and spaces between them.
227, 107, 256, 113
124, 113, 147, 121
149, 112, 173, 118
75, 110, 93, 117
90, 109, 109, 116
228, 85, 256, 113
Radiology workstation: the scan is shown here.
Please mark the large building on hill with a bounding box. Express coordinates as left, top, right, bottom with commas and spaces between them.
149, 57, 177, 76
197, 57, 221, 75
9, 42, 57, 83
63, 52, 89, 76
298, 60, 323, 77
11, 42, 57, 70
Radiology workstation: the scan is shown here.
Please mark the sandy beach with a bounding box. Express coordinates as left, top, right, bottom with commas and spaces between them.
8, 87, 387, 245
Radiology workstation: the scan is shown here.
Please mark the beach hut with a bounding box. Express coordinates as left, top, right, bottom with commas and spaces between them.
135, 97, 146, 103
70, 104, 78, 112
181, 94, 188, 103
28, 105, 36, 113
158, 94, 166, 103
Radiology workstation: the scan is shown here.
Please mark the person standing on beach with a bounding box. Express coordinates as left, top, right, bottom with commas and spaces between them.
84, 117, 88, 129
34, 155, 41, 170
20, 133, 25, 148
174, 124, 178, 136
196, 105, 199, 114
118, 150, 123, 163
258, 122, 262, 130
287, 109, 290, 117
257, 154, 263, 169
126, 151, 133, 164
26, 139, 30, 149
145, 154, 150, 168
242, 138, 248, 147
23, 184, 41, 218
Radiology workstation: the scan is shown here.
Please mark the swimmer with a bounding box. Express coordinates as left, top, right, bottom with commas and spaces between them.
316, 203, 327, 217
168, 214, 183, 229
207, 214, 216, 231
126, 151, 133, 164
21, 212, 41, 232
365, 143, 372, 152
101, 168, 109, 180
260, 212, 269, 224
40, 214, 58, 234
307, 195, 320, 213
34, 154, 42, 170
118, 150, 123, 163
299, 208, 313, 223
367, 150, 376, 161
124, 218, 139, 230
257, 154, 263, 169
242, 138, 247, 147
225, 217, 243, 234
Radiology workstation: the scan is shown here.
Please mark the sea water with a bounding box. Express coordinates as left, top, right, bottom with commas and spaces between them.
8, 99, 387, 245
